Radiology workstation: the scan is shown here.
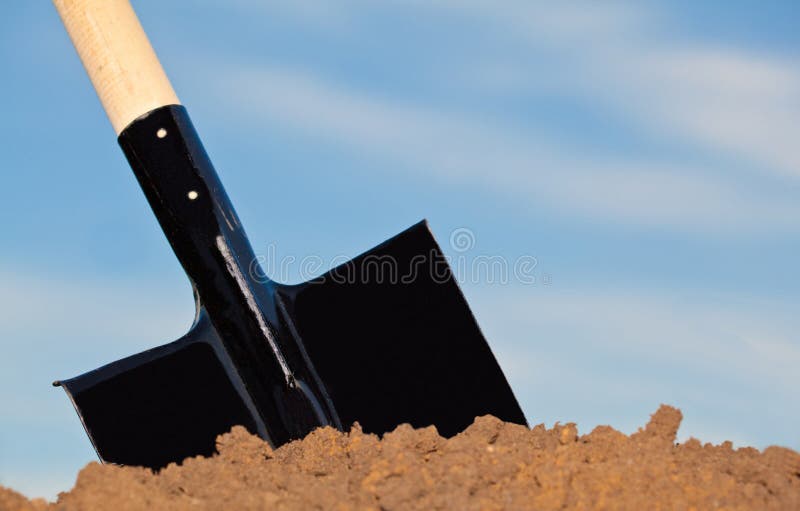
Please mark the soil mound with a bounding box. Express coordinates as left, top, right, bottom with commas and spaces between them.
3, 405, 799, 510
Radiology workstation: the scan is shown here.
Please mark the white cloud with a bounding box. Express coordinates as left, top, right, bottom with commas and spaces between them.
629, 48, 800, 177
218, 0, 800, 180
488, 289, 800, 387
217, 65, 800, 233
413, 0, 800, 179
469, 285, 800, 449
166, 0, 800, 233
0, 270, 191, 348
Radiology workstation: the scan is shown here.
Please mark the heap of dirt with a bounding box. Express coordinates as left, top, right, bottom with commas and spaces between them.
2, 405, 799, 510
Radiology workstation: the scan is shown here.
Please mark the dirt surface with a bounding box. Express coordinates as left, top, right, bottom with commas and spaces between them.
2, 405, 799, 510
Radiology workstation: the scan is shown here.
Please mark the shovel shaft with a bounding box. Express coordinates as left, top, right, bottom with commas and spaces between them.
54, 0, 341, 445
118, 104, 340, 444
53, 0, 179, 134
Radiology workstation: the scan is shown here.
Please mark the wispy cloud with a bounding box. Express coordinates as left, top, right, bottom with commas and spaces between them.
0, 271, 192, 350
629, 48, 800, 177
471, 285, 800, 449
411, 0, 800, 179
216, 65, 800, 233
483, 288, 800, 388
204, 0, 800, 232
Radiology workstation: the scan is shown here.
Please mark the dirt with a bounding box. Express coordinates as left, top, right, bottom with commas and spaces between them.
2, 405, 799, 510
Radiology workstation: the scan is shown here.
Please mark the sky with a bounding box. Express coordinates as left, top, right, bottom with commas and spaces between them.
1, 0, 799, 500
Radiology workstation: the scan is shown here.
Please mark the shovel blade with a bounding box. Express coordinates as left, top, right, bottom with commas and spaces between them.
58, 221, 525, 468
277, 220, 527, 437
57, 314, 263, 468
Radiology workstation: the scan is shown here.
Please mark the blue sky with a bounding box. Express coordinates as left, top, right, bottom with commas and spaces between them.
1, 0, 799, 500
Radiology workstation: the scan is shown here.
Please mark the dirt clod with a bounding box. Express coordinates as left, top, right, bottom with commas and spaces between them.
3, 405, 798, 510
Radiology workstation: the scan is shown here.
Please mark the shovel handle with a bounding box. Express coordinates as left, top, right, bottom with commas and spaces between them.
53, 0, 180, 134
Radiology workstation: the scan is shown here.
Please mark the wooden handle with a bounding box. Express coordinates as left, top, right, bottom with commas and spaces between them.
53, 0, 180, 134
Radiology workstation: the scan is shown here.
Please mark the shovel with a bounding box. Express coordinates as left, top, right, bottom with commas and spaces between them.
51, 0, 526, 469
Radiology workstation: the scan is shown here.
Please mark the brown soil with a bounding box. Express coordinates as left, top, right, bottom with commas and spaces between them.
2, 405, 799, 510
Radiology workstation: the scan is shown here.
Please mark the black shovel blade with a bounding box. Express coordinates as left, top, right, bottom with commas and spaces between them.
57, 221, 525, 468
56, 312, 266, 468
276, 220, 526, 437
